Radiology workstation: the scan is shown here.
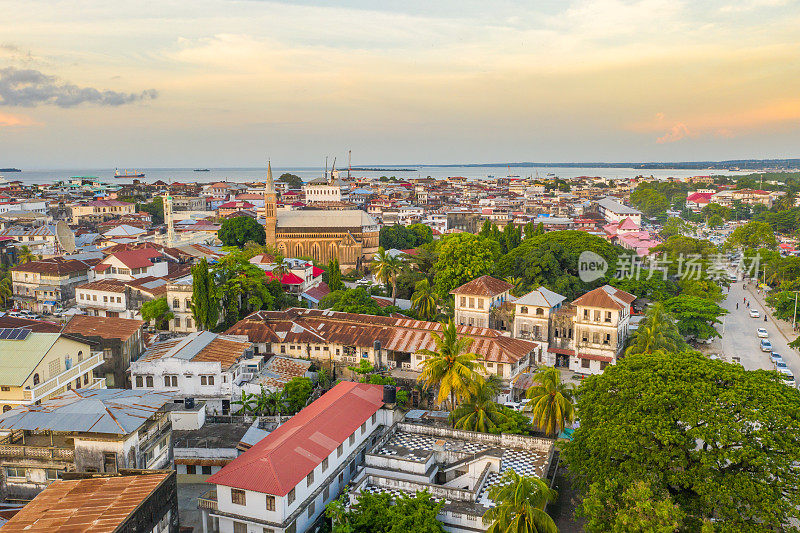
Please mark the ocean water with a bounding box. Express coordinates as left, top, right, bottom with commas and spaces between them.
0, 166, 750, 185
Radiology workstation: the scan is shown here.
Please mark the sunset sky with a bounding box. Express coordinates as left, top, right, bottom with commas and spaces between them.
1, 0, 799, 167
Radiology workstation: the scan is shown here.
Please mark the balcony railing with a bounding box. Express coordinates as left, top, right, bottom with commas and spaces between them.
198, 489, 218, 511
23, 352, 105, 401
0, 444, 74, 462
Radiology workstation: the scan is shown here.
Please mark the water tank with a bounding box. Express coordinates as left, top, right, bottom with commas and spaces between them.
184, 397, 195, 409
382, 385, 396, 404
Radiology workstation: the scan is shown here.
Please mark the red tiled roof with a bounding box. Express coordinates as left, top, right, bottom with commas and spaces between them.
571, 285, 635, 310
101, 249, 162, 269
265, 271, 304, 285
577, 353, 613, 362
207, 382, 383, 495
450, 275, 513, 296
312, 266, 325, 277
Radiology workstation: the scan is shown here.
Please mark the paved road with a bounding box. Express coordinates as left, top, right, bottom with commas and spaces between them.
715, 278, 800, 383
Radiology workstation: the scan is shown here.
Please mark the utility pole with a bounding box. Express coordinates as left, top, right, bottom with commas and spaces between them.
793, 292, 798, 329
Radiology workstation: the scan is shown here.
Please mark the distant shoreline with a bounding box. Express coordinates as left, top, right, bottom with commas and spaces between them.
0, 168, 21, 172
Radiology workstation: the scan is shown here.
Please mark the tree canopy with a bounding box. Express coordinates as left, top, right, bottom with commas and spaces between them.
218, 216, 266, 247
319, 287, 398, 316
498, 230, 620, 300
432, 233, 500, 298
140, 297, 173, 329
379, 224, 433, 250
725, 220, 778, 250
278, 173, 303, 189
664, 294, 727, 340
326, 491, 444, 533
562, 351, 800, 531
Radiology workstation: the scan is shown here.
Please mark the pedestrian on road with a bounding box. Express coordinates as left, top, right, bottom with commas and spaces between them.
764, 315, 767, 322
747, 302, 750, 308
736, 303, 739, 309
743, 296, 746, 303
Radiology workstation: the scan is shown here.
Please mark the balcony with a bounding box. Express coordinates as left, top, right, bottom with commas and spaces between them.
23, 352, 105, 402
0, 433, 75, 462
198, 489, 218, 511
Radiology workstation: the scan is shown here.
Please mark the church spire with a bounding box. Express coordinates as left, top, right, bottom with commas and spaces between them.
263, 159, 277, 247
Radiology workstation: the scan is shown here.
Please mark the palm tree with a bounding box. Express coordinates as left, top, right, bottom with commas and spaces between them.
624, 302, 686, 356
371, 247, 404, 304
450, 375, 508, 432
0, 274, 11, 309
411, 279, 438, 321
16, 246, 35, 265
504, 276, 524, 297
418, 319, 484, 409
483, 470, 558, 533
524, 367, 574, 437
256, 389, 286, 416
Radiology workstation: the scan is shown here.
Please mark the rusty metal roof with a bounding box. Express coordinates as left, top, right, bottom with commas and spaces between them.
0, 472, 171, 532
226, 308, 539, 364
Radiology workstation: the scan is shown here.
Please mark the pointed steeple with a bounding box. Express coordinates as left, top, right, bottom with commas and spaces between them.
265, 159, 275, 193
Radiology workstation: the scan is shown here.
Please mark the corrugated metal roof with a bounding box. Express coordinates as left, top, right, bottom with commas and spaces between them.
0, 389, 174, 435
207, 382, 382, 495
0, 332, 62, 386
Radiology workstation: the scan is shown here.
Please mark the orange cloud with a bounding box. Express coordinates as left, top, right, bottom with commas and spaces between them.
0, 112, 40, 127
656, 122, 694, 143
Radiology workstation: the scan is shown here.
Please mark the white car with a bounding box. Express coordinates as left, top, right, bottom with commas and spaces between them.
503, 401, 521, 411
749, 308, 760, 318
757, 328, 769, 338
778, 369, 796, 388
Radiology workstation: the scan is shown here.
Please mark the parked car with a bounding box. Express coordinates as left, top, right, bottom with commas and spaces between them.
776, 360, 789, 372
770, 352, 783, 366
760, 339, 773, 352
778, 368, 796, 388
750, 309, 760, 318
503, 401, 521, 411
757, 328, 769, 338
5, 311, 21, 318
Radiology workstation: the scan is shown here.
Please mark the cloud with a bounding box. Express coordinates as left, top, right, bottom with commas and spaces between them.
656, 122, 694, 143
0, 111, 40, 127
0, 67, 157, 108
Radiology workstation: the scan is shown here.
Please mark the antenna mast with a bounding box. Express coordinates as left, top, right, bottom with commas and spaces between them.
348, 150, 352, 180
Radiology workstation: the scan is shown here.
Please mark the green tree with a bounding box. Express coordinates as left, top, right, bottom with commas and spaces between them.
562, 351, 800, 531
581, 479, 685, 533
625, 302, 686, 356
418, 320, 484, 409
190, 258, 219, 330
328, 491, 445, 533
664, 294, 727, 340
449, 375, 509, 433
0, 273, 11, 309
232, 390, 258, 415
218, 216, 266, 247
140, 297, 174, 330
282, 377, 313, 413
371, 247, 405, 304
706, 213, 724, 229
499, 230, 620, 300
410, 279, 438, 321
214, 250, 275, 326
524, 367, 575, 437
766, 290, 800, 321
278, 173, 303, 189
379, 224, 433, 250
609, 271, 678, 302
482, 470, 559, 533
725, 220, 778, 250
327, 257, 344, 291
16, 245, 36, 265
432, 233, 500, 298
138, 196, 164, 224
659, 217, 691, 239
319, 288, 389, 316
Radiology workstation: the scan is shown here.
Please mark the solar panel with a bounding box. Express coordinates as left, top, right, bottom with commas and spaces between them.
0, 328, 31, 341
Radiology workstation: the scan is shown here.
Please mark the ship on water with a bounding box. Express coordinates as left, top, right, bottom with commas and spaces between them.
193, 168, 210, 172
114, 168, 145, 178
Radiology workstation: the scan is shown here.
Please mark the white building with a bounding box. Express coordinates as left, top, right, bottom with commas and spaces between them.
302, 183, 342, 204
512, 287, 567, 344
452, 275, 514, 329
76, 278, 136, 318
93, 249, 169, 281
201, 382, 393, 533
595, 197, 642, 225
131, 331, 252, 415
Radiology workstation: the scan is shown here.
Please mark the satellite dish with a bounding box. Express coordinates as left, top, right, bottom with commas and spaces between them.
55, 220, 76, 254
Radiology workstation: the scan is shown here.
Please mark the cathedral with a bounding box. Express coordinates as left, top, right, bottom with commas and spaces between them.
263, 162, 379, 270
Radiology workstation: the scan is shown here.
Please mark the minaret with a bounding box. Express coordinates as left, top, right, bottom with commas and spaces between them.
163, 192, 175, 247
263, 160, 277, 248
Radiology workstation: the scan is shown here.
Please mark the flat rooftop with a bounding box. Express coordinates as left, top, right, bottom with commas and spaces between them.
173, 421, 253, 449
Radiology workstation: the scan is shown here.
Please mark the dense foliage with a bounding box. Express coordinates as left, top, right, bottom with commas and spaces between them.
432, 233, 500, 298
562, 351, 800, 531
379, 223, 433, 250
218, 216, 266, 247
326, 491, 445, 533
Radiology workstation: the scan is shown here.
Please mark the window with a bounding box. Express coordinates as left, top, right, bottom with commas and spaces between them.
496, 364, 503, 376
322, 457, 328, 472
186, 465, 196, 474
135, 375, 143, 387
460, 296, 466, 306
5, 467, 24, 479
582, 358, 591, 369
468, 297, 474, 308
360, 422, 366, 435
200, 375, 215, 386
174, 317, 181, 328
187, 319, 193, 329
231, 488, 246, 505
349, 433, 355, 446
288, 488, 295, 505
233, 522, 247, 533
308, 501, 315, 517
371, 413, 376, 424
520, 306, 528, 314
33, 373, 40, 386
349, 462, 355, 474
45, 469, 62, 480
202, 465, 212, 475
173, 298, 179, 309
2, 405, 10, 413
604, 334, 611, 345
338, 472, 344, 485
605, 311, 612, 323
164, 375, 177, 387
600, 361, 609, 371
337, 444, 343, 457
477, 298, 484, 309
307, 470, 314, 486
266, 495, 275, 511
583, 309, 589, 320
323, 486, 330, 501
77, 350, 83, 362
0, 386, 8, 392
145, 376, 153, 388
84, 373, 89, 385
185, 298, 191, 309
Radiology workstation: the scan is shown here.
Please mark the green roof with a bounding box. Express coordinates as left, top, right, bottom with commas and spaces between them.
0, 333, 61, 387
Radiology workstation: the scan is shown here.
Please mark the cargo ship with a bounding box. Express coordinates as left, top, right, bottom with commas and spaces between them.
114, 168, 145, 178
